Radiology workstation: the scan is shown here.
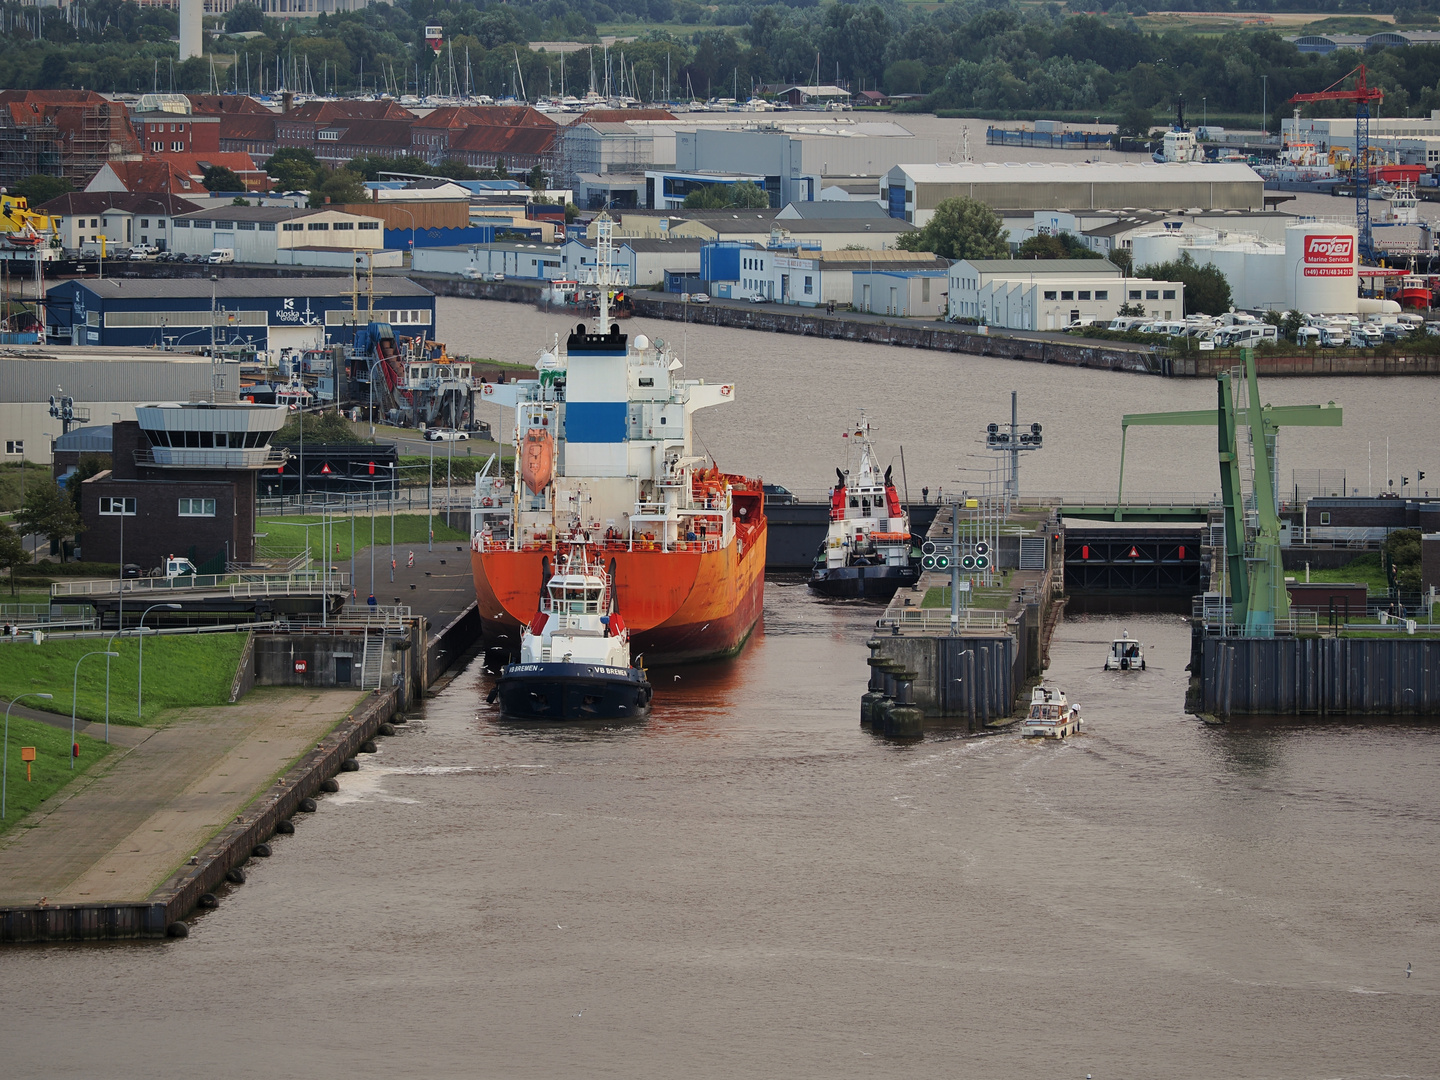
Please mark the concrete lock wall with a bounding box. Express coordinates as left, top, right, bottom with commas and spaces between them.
1201, 636, 1440, 716
874, 632, 1018, 728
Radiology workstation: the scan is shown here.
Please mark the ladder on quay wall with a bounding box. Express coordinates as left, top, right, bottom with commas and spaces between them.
360, 633, 385, 689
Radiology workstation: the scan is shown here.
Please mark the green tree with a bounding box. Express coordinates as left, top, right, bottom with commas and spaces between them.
0, 519, 25, 596
1108, 247, 1134, 273
1136, 252, 1232, 316
65, 454, 112, 514
896, 196, 1008, 261
1383, 528, 1422, 593
16, 173, 72, 207
15, 478, 81, 564
266, 147, 323, 191
682, 181, 769, 210
1016, 233, 1101, 260
202, 165, 246, 193
309, 168, 368, 208
224, 1, 265, 34
526, 163, 546, 190
1117, 102, 1153, 138
274, 411, 366, 446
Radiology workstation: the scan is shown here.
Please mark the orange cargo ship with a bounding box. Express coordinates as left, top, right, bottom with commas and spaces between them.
470, 215, 767, 666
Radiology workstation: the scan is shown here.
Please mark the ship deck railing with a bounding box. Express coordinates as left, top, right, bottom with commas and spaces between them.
474, 536, 726, 555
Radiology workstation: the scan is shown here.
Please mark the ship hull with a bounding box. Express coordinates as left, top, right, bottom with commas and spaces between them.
809, 562, 918, 600
473, 525, 767, 666
495, 662, 651, 721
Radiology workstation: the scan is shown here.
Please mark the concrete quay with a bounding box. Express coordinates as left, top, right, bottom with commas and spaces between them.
864, 503, 1064, 737
0, 686, 401, 943
100, 262, 1440, 377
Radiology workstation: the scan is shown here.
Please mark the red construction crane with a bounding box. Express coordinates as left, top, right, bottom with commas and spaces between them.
1290, 64, 1384, 262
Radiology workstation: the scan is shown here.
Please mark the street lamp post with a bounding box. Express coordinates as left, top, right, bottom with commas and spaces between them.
103, 628, 124, 743
71, 652, 119, 770
4, 692, 53, 818
136, 603, 181, 721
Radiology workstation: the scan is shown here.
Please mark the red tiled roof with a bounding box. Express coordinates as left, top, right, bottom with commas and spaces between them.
327, 119, 415, 150
580, 110, 677, 123
449, 124, 557, 156
287, 100, 415, 124
96, 159, 201, 196
39, 191, 204, 216
414, 105, 553, 130
218, 113, 277, 142
187, 94, 272, 116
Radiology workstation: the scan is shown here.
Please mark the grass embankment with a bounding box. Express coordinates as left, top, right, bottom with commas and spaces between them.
0, 633, 248, 726
1303, 553, 1388, 593
259, 513, 467, 562
0, 715, 114, 838
922, 573, 1014, 611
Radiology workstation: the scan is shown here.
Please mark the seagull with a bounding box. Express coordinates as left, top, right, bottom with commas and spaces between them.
574, 1012, 582, 1018
557, 924, 565, 929
1407, 963, 1412, 978
674, 674, 681, 681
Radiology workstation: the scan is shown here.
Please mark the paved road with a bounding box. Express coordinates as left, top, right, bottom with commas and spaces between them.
0, 687, 365, 905
349, 542, 475, 631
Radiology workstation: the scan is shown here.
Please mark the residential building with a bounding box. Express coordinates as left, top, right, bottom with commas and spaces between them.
256, 0, 397, 20
88, 151, 269, 193
37, 191, 203, 254
0, 89, 139, 190
168, 204, 386, 263
947, 258, 1185, 330
46, 275, 434, 352
775, 84, 851, 106
882, 161, 1265, 224
130, 93, 220, 155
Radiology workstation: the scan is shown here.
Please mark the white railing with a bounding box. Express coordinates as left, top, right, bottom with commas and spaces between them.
51, 572, 350, 599
877, 607, 1010, 633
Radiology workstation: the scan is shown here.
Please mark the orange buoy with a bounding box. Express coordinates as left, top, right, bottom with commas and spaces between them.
521, 427, 554, 494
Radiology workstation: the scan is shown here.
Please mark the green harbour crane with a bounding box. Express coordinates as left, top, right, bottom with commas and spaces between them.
1115, 349, 1342, 635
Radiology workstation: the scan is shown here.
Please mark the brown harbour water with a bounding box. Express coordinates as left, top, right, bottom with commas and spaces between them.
0, 298, 1435, 1078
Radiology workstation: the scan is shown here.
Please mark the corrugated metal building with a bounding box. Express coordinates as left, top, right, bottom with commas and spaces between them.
1, 347, 239, 466
884, 162, 1266, 224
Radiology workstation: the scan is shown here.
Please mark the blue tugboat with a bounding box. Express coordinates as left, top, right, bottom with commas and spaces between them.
491, 546, 652, 720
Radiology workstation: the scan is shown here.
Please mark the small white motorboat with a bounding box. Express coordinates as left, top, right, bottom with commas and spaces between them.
1022, 685, 1082, 739
1104, 630, 1145, 671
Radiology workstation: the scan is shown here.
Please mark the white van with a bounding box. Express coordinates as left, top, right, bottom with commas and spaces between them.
208, 248, 235, 264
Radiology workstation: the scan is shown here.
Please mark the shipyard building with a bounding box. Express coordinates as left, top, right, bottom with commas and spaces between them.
884, 162, 1266, 225
46, 277, 436, 353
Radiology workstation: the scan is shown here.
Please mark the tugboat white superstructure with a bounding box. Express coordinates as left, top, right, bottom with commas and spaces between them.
1103, 629, 1146, 671
492, 546, 652, 720
809, 418, 918, 599
1022, 685, 1082, 739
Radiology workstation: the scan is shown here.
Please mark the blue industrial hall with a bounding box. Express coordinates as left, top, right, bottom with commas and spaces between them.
46, 276, 437, 355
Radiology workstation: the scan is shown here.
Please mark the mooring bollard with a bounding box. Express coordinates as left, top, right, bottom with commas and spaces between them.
861, 640, 887, 728
887, 668, 924, 739
874, 660, 903, 737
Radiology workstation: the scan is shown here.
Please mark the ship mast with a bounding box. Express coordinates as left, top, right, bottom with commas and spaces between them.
581, 212, 626, 331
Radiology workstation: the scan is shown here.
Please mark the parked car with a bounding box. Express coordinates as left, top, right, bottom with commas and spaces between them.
424, 428, 468, 442
762, 483, 799, 505
127, 246, 156, 261
748, 293, 767, 303
689, 292, 710, 304
461, 266, 484, 280
485, 272, 506, 283
122, 563, 144, 579
207, 248, 235, 264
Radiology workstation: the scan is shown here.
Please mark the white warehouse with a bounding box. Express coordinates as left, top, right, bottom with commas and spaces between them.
169, 205, 386, 263
948, 258, 1185, 330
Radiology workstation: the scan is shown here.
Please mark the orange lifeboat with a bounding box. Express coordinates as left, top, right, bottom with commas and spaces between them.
521, 427, 554, 494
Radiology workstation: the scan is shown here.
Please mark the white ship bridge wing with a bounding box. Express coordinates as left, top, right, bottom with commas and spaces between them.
479, 384, 525, 407
683, 382, 735, 415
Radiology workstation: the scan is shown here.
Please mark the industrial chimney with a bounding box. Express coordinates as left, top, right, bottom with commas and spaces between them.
179, 0, 203, 62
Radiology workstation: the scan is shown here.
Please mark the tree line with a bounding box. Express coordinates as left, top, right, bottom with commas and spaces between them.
7, 0, 1440, 125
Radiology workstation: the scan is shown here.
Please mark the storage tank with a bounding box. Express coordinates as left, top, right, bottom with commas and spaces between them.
1286, 223, 1358, 314
1130, 230, 1183, 267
